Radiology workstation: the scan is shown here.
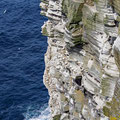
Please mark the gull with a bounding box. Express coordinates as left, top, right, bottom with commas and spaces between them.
4, 10, 7, 14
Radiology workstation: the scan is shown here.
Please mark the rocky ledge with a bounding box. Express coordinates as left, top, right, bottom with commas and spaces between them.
40, 0, 120, 119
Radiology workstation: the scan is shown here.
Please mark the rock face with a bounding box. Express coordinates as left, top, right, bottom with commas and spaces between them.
40, 0, 120, 119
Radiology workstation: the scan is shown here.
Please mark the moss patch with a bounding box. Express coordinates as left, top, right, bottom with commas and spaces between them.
103, 96, 120, 119
40, 0, 48, 4
42, 26, 48, 36
53, 114, 61, 120
103, 106, 111, 117
62, 0, 84, 30
118, 23, 120, 35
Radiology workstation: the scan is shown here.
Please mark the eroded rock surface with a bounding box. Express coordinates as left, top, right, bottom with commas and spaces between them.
40, 0, 120, 119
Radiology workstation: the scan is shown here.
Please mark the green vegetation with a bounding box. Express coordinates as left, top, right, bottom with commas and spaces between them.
103, 106, 111, 117
104, 15, 109, 25
93, 0, 98, 3
40, 0, 48, 4
73, 36, 86, 46
116, 16, 120, 22
101, 78, 110, 96
62, 0, 84, 30
62, 0, 87, 46
93, 13, 98, 21
42, 26, 48, 36
40, 12, 46, 16
118, 24, 120, 35
53, 114, 61, 120
103, 95, 120, 119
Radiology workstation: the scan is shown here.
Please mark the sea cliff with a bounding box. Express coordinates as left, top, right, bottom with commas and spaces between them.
40, 0, 120, 119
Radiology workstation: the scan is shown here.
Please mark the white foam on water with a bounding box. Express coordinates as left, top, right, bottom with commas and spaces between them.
24, 104, 51, 120
30, 107, 51, 120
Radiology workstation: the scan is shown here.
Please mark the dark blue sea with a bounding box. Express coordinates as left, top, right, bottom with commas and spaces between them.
0, 0, 50, 120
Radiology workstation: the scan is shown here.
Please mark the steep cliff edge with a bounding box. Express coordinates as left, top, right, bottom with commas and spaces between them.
40, 0, 120, 119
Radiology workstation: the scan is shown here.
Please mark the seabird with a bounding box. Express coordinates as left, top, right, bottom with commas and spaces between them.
4, 10, 7, 14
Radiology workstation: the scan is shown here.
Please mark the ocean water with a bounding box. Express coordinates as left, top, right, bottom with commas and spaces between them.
0, 0, 50, 120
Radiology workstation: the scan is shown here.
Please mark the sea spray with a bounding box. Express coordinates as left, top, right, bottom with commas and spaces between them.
24, 104, 51, 120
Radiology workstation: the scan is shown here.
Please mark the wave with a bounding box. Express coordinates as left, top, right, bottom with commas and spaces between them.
24, 104, 51, 120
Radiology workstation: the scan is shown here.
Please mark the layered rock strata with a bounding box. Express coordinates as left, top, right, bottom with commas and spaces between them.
40, 0, 120, 119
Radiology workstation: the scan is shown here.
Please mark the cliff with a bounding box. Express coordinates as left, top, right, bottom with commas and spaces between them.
40, 0, 120, 119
